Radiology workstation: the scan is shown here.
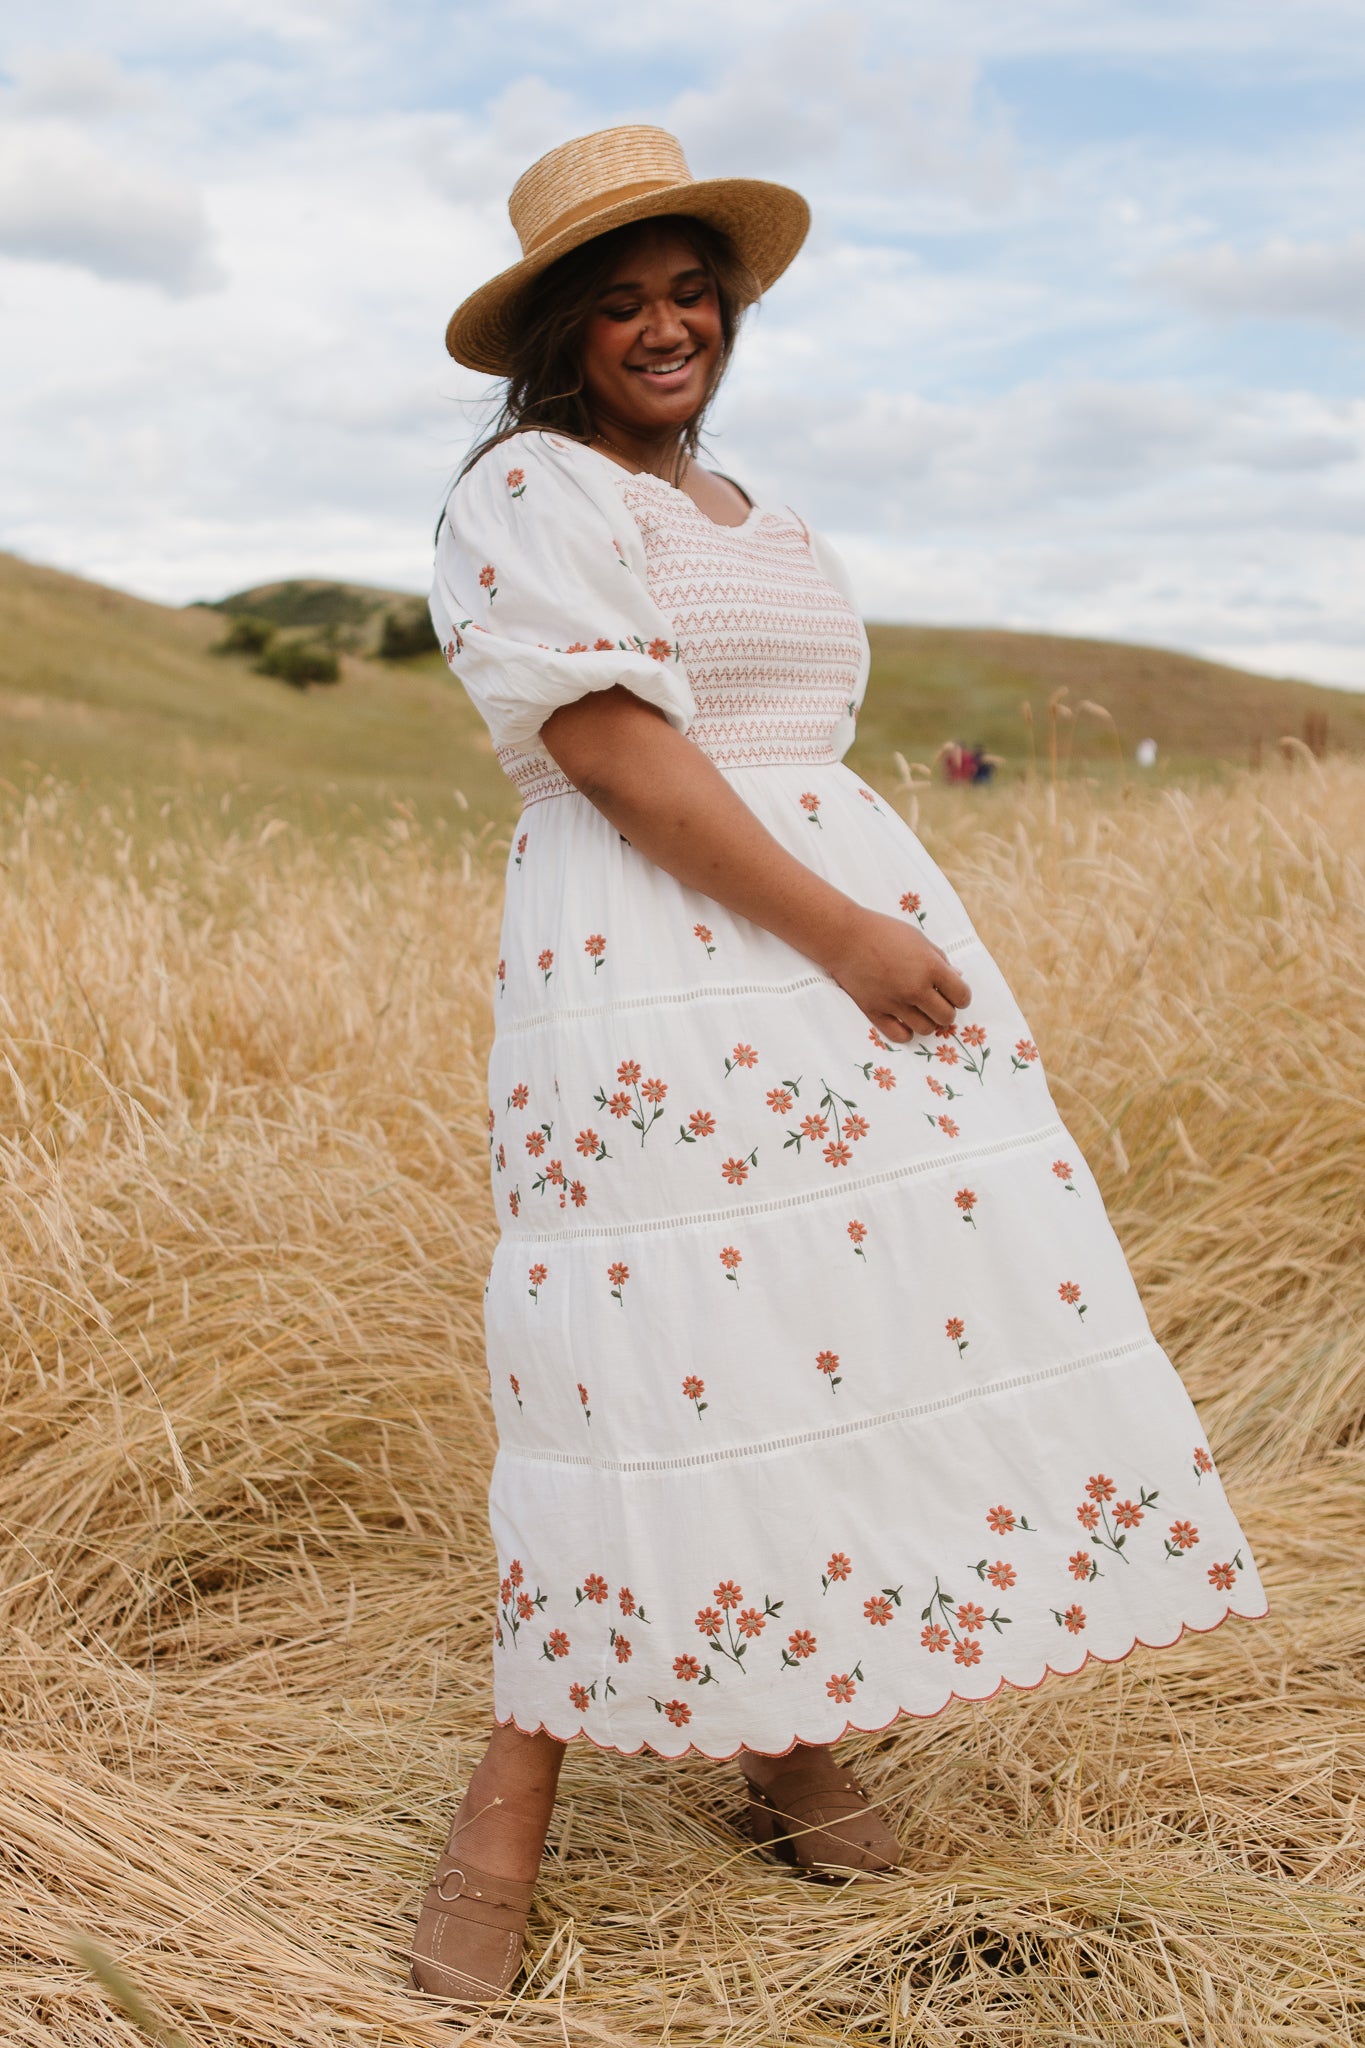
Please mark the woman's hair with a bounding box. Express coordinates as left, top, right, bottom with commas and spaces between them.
457, 214, 761, 482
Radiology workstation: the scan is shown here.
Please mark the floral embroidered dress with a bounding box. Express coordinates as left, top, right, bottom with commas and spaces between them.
429, 429, 1265, 1761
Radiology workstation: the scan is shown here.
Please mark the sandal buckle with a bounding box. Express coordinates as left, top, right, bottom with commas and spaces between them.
436, 1865, 468, 1901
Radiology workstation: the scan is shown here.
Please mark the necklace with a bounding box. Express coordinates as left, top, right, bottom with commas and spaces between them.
592, 427, 690, 489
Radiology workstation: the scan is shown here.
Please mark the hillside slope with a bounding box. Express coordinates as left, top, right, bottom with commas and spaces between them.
2, 554, 1360, 825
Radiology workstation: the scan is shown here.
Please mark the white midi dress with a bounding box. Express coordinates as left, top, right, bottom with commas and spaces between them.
430, 429, 1266, 1761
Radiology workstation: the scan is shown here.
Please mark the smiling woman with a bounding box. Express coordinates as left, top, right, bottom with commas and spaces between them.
411, 123, 1266, 2011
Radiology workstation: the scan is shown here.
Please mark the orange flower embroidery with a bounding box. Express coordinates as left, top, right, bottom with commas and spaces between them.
527, 1263, 546, 1303
537, 947, 553, 982
508, 1560, 524, 1587
720, 1154, 753, 1185
525, 1130, 546, 1156
815, 1349, 842, 1389
873, 1065, 896, 1090
1061, 1604, 1086, 1634
956, 1602, 986, 1634
569, 1681, 590, 1710
1193, 1446, 1214, 1476
823, 1139, 852, 1168
695, 1606, 723, 1637
640, 1076, 668, 1105
844, 1112, 869, 1142
767, 1087, 794, 1115
510, 1082, 530, 1109
614, 1635, 632, 1663
584, 933, 606, 971
848, 1218, 868, 1261
506, 467, 525, 497
478, 563, 497, 598
1168, 1520, 1199, 1551
577, 1383, 590, 1419
618, 1587, 636, 1616
694, 922, 715, 959
1112, 1498, 1145, 1530
921, 1623, 950, 1651
823, 1552, 852, 1586
961, 1023, 987, 1047
565, 641, 588, 654
673, 1653, 701, 1681
787, 1629, 817, 1659
608, 1261, 629, 1306
1076, 1501, 1100, 1530
945, 1316, 968, 1356
986, 1561, 1015, 1589
1012, 1038, 1038, 1069
515, 1591, 534, 1620
547, 1629, 569, 1657
864, 1595, 894, 1626
986, 1505, 1016, 1534
714, 1580, 743, 1610
955, 1187, 977, 1227
647, 637, 673, 662
800, 792, 823, 827
726, 1042, 758, 1072
661, 1698, 691, 1727
575, 1127, 601, 1157
687, 1109, 717, 1137
719, 1246, 741, 1288
1058, 1279, 1087, 1318
826, 1671, 857, 1702
1207, 1561, 1237, 1590
581, 1574, 607, 1603
1085, 1474, 1116, 1503
594, 637, 614, 650
1068, 1550, 1094, 1580
934, 1043, 959, 1066
682, 1374, 707, 1415
937, 1115, 960, 1137
899, 891, 922, 915
508, 1374, 520, 1407
736, 1607, 766, 1639
952, 1638, 982, 1666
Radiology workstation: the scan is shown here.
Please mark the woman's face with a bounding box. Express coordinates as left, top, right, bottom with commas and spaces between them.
579, 223, 724, 440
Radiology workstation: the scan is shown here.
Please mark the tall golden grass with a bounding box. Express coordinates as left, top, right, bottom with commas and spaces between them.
1, 759, 1361, 2046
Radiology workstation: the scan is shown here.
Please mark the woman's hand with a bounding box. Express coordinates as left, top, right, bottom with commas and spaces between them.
819, 907, 971, 1041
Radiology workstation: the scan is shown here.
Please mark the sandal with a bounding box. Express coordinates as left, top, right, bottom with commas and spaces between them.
745, 1760, 902, 1879
408, 1829, 537, 2005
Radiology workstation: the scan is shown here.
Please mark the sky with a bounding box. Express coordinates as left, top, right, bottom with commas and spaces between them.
2, 1, 1363, 687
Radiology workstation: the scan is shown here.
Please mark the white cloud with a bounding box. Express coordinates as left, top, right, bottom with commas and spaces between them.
0, 122, 220, 294
11, 48, 155, 117
1152, 234, 1365, 333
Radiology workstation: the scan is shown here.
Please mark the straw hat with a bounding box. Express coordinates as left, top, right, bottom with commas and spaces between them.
445, 124, 810, 373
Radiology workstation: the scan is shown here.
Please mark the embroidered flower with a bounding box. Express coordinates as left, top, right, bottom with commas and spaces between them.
899, 891, 922, 915
955, 1187, 977, 1226
873, 1065, 896, 1090
516, 1591, 534, 1620
607, 1090, 632, 1119
1062, 1604, 1086, 1634
525, 1130, 546, 1157
986, 1561, 1016, 1589
614, 1635, 632, 1663
582, 1574, 608, 1603
565, 642, 588, 654
801, 793, 822, 827
694, 922, 715, 958
682, 1374, 707, 1414
640, 1076, 668, 1105
506, 467, 525, 497
955, 1602, 986, 1634
1013, 1038, 1038, 1067
767, 1087, 794, 1115
1076, 1501, 1100, 1530
935, 1043, 959, 1066
575, 1128, 600, 1157
1194, 1446, 1214, 1476
695, 1606, 723, 1637
729, 1042, 758, 1069
569, 1179, 587, 1207
945, 1316, 968, 1355
577, 1383, 590, 1417
953, 1638, 983, 1666
937, 1115, 960, 1137
719, 1246, 741, 1285
647, 637, 674, 662
844, 1113, 869, 1142
508, 1560, 524, 1587
1085, 1474, 1116, 1503
510, 1082, 530, 1109
569, 1681, 590, 1710
826, 1671, 856, 1702
720, 1155, 751, 1186
608, 1261, 629, 1306
688, 1109, 716, 1137
594, 637, 614, 650
617, 1059, 641, 1085
986, 1505, 1016, 1534
478, 563, 497, 597
1168, 1520, 1199, 1550
662, 1698, 691, 1727
736, 1607, 767, 1639
787, 1629, 817, 1659
547, 1629, 569, 1657
848, 1218, 868, 1260
714, 1580, 743, 1610
921, 1623, 950, 1652
1068, 1550, 1093, 1580
618, 1587, 636, 1616
1208, 1561, 1237, 1591
815, 1349, 842, 1388
508, 1374, 521, 1407
864, 1595, 894, 1626
823, 1139, 852, 1168
1113, 1498, 1145, 1530
961, 1024, 987, 1048
673, 1654, 701, 1681
537, 948, 553, 982
825, 1552, 852, 1583
585, 933, 606, 970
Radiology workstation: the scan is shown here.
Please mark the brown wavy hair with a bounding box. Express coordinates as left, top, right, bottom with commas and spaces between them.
457, 214, 761, 484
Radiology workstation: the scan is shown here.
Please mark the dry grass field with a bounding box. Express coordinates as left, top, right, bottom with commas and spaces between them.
1, 753, 1363, 2046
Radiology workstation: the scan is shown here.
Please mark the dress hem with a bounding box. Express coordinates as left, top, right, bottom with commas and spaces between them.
492, 1600, 1268, 1762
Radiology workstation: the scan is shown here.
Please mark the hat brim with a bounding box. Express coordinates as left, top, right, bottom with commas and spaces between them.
444, 176, 810, 374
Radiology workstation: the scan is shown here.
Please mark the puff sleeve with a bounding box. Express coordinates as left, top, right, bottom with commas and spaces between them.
429, 431, 698, 755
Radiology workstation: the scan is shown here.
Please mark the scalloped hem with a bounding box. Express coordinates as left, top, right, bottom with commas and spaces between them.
492, 1601, 1269, 1762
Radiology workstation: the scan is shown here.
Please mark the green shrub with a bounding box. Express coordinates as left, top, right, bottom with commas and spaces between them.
378, 603, 436, 661
216, 614, 276, 658
256, 638, 340, 689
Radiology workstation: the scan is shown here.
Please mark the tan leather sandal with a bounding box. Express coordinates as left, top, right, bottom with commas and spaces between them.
745, 1761, 903, 1879
408, 1831, 537, 2005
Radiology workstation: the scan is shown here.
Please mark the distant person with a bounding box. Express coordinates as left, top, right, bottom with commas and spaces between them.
412, 122, 1266, 2006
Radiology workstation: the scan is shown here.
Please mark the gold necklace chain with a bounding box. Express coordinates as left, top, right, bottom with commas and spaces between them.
592, 427, 690, 488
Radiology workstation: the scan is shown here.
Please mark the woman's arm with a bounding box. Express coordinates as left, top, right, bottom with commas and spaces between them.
540, 687, 970, 1043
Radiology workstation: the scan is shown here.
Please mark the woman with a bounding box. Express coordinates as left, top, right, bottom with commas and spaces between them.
414, 124, 1265, 2004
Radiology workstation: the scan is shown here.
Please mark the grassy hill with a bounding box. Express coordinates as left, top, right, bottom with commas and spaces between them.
2, 552, 1360, 829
